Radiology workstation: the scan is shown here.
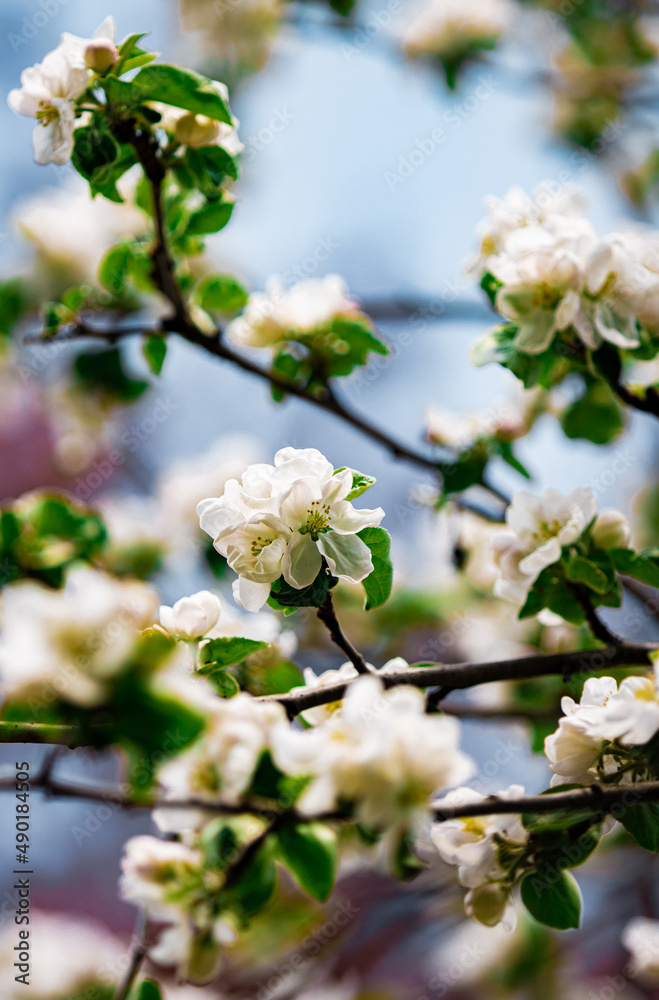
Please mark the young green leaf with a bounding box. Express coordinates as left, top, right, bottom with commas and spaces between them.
196, 274, 248, 314
621, 801, 659, 851
132, 64, 232, 122
520, 869, 582, 930
198, 636, 269, 670
358, 526, 393, 610
131, 981, 163, 1000
142, 335, 167, 375
277, 823, 338, 901
184, 199, 234, 237
564, 554, 610, 594
610, 547, 659, 588
334, 468, 376, 501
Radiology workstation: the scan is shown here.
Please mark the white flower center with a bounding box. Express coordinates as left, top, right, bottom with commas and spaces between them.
300, 500, 332, 539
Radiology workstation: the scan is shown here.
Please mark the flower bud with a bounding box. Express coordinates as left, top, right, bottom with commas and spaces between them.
175, 112, 221, 148
465, 882, 510, 927
186, 932, 223, 985
84, 38, 119, 73
591, 509, 630, 550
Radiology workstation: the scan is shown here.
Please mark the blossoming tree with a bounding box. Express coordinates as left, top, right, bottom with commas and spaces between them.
4, 6, 659, 999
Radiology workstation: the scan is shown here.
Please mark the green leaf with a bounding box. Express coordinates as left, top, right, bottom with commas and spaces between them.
142, 335, 167, 375
208, 671, 240, 698
334, 468, 377, 501
196, 274, 248, 313
564, 555, 610, 595
480, 271, 503, 306
184, 199, 234, 237
358, 526, 393, 610
610, 547, 659, 588
268, 568, 337, 611
199, 637, 269, 671
131, 981, 163, 1000
72, 125, 120, 183
132, 64, 232, 122
277, 823, 337, 901
73, 347, 149, 403
98, 242, 134, 296
497, 440, 531, 479
621, 801, 659, 851
115, 33, 157, 75
520, 869, 582, 930
560, 381, 625, 444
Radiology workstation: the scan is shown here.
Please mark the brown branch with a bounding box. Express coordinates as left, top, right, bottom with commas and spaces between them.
432, 780, 659, 821
568, 584, 623, 647
613, 381, 659, 419
316, 591, 372, 674
257, 642, 656, 715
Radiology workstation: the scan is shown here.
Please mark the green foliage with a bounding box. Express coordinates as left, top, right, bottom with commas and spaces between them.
268, 567, 338, 612
0, 493, 107, 588
73, 347, 149, 403
198, 637, 269, 671
560, 380, 625, 444
620, 801, 659, 851
610, 547, 659, 588
277, 823, 338, 901
142, 335, 167, 375
358, 527, 393, 610
0, 278, 27, 337
196, 274, 249, 314
184, 198, 234, 237
132, 64, 233, 122
335, 468, 377, 501
131, 981, 163, 1000
520, 869, 582, 930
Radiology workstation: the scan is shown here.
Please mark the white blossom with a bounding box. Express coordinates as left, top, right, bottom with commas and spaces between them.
160, 590, 224, 640
403, 0, 510, 62
7, 18, 115, 165
431, 785, 528, 928
198, 447, 384, 611
228, 275, 363, 350
0, 566, 159, 707
492, 487, 597, 605
622, 917, 659, 984
272, 675, 474, 828
154, 693, 287, 832
293, 656, 408, 726
545, 671, 659, 785
0, 910, 124, 1000
179, 0, 284, 73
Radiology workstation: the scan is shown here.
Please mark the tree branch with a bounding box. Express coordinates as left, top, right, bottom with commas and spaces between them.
113, 910, 149, 1000
316, 591, 372, 674
257, 642, 656, 715
613, 381, 659, 419
0, 721, 84, 746
568, 584, 623, 646
432, 780, 659, 821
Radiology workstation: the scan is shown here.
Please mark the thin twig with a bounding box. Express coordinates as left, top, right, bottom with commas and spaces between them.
613, 381, 659, 419
257, 642, 656, 714
432, 780, 659, 821
316, 591, 372, 674
569, 584, 623, 647
113, 910, 149, 1000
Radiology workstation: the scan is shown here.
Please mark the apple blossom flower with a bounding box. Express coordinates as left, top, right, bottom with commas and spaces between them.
622, 917, 659, 984
179, 0, 285, 73
7, 18, 115, 166
8, 45, 89, 165
0, 911, 125, 1000
0, 566, 159, 707
154, 693, 287, 832
198, 447, 384, 611
228, 275, 364, 350
160, 590, 224, 640
403, 0, 510, 63
492, 487, 598, 605
545, 671, 659, 785
272, 675, 474, 829
431, 785, 528, 929
293, 656, 408, 726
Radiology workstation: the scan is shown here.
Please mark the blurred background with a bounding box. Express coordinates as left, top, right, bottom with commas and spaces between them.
1, 0, 659, 996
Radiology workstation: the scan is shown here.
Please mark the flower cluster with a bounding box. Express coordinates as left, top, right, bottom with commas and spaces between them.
0, 565, 158, 707
273, 674, 474, 829
491, 485, 630, 613
470, 182, 659, 367
545, 669, 659, 786
431, 785, 528, 929
403, 0, 510, 86
228, 276, 387, 390
120, 834, 239, 984
8, 18, 117, 165
197, 447, 385, 611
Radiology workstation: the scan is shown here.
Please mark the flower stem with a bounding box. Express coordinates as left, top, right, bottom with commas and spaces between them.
316, 592, 372, 675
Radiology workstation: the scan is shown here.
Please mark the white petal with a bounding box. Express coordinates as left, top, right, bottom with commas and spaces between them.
235, 579, 271, 612
330, 500, 384, 534
283, 532, 322, 589
318, 531, 373, 583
